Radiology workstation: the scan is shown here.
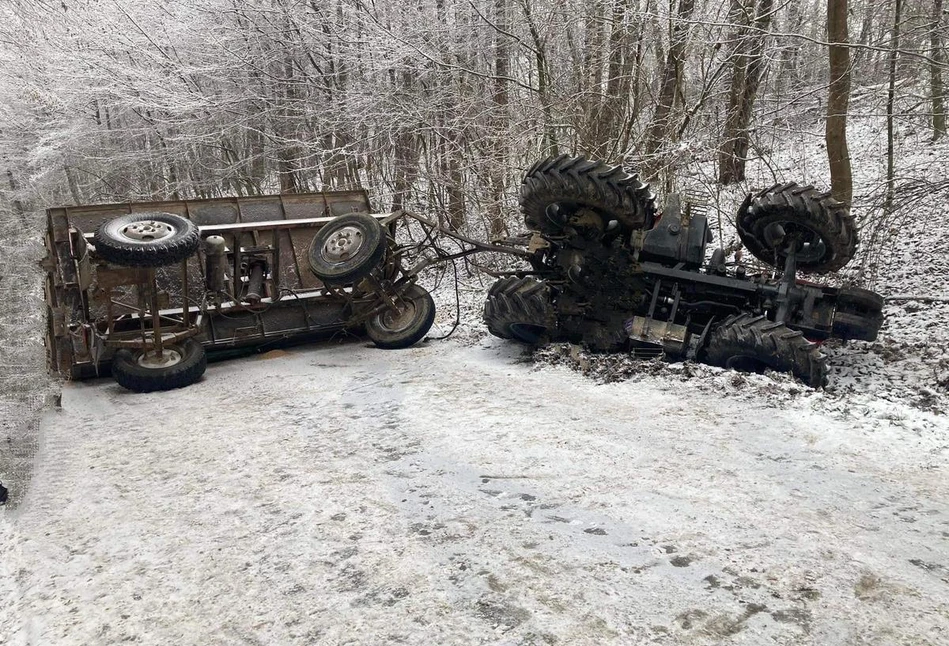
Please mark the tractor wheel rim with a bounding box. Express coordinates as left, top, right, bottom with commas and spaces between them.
137, 348, 183, 369
763, 221, 828, 263
510, 323, 547, 344
121, 220, 176, 242
322, 226, 365, 262
725, 354, 770, 374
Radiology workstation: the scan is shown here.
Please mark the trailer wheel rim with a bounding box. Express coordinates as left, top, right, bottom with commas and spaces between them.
119, 220, 177, 243
136, 348, 184, 369
321, 226, 365, 263
379, 301, 418, 332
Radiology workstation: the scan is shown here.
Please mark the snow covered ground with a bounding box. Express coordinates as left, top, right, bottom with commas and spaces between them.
1, 326, 948, 644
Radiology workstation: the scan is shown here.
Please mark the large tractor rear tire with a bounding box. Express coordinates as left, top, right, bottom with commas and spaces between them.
520, 155, 656, 236
483, 277, 556, 345
736, 182, 856, 274
704, 314, 827, 387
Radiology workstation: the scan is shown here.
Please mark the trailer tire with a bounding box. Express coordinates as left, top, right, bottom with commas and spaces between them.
704, 314, 826, 387
94, 213, 200, 268
737, 182, 856, 273
308, 213, 387, 285
520, 155, 656, 236
111, 338, 207, 393
366, 284, 435, 349
483, 277, 556, 345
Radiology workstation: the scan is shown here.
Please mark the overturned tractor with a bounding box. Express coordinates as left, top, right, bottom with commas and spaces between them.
483, 156, 884, 387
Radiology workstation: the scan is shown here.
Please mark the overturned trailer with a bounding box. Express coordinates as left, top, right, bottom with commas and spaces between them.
42, 191, 450, 392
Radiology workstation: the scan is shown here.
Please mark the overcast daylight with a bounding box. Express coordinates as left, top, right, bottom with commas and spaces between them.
1, 1, 948, 644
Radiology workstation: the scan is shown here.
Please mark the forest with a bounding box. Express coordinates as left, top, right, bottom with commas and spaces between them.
0, 0, 946, 270
4, 4, 949, 642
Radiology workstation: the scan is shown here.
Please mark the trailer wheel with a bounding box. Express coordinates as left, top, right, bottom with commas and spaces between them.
704, 314, 826, 387
737, 182, 856, 273
366, 284, 435, 349
94, 212, 200, 268
111, 338, 207, 393
308, 213, 387, 285
520, 155, 656, 236
483, 277, 556, 345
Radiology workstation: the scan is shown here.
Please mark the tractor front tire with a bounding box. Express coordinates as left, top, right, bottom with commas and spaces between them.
365, 284, 436, 349
737, 182, 856, 273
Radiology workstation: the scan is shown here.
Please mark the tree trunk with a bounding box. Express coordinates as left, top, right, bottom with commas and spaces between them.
487, 0, 511, 238
931, 0, 946, 141
519, 0, 558, 156
390, 128, 419, 213
885, 0, 903, 215
826, 0, 853, 205
853, 0, 876, 71
585, 0, 639, 160
719, 0, 751, 185
641, 0, 697, 182
445, 131, 466, 231
729, 0, 775, 182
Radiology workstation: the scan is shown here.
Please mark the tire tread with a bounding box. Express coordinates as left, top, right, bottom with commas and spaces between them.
705, 314, 827, 387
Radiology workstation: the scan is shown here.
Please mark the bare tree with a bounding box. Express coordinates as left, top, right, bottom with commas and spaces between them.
641, 0, 697, 183
931, 0, 946, 141
885, 0, 903, 215
826, 0, 853, 205
719, 0, 776, 185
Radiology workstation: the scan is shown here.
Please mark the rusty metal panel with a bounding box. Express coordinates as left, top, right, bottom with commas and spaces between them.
185, 201, 239, 226
205, 297, 346, 346
58, 191, 372, 237
96, 267, 151, 290
289, 228, 321, 290
626, 316, 691, 357
238, 199, 287, 223
276, 229, 303, 290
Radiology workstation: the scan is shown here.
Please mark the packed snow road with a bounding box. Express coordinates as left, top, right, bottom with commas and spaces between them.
2, 337, 948, 645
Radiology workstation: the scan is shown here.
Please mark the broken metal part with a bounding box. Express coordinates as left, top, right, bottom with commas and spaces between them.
625, 316, 691, 357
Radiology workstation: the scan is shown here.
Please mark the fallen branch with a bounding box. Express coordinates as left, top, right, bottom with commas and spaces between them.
885, 295, 949, 303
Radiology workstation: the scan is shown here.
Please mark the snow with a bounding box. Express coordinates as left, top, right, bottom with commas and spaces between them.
1, 334, 948, 645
